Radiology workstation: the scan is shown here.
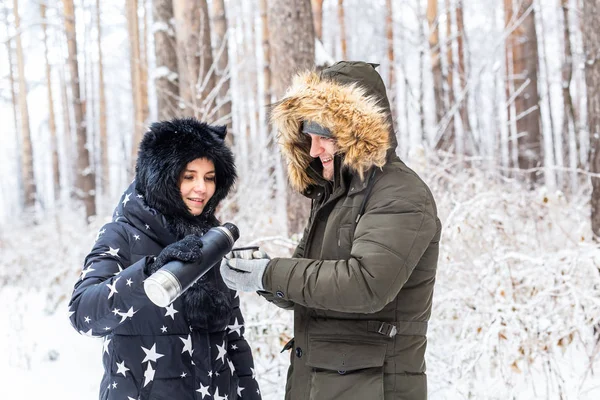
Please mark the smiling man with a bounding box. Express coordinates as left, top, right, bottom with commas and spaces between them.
221, 61, 442, 400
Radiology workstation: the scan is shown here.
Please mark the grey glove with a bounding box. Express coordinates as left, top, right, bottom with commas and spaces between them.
220, 257, 269, 292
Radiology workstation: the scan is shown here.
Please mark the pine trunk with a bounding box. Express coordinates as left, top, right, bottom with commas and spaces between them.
96, 0, 109, 195
505, 0, 542, 183
267, 0, 315, 236
13, 0, 36, 207
583, 0, 600, 235
338, 0, 347, 59
153, 0, 180, 120
312, 0, 324, 41
427, 0, 446, 149
127, 0, 144, 165
63, 0, 96, 220
173, 0, 216, 119
212, 0, 233, 143
385, 0, 396, 128
41, 2, 61, 201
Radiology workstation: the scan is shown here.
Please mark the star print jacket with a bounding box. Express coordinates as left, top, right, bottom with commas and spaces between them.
68, 184, 261, 400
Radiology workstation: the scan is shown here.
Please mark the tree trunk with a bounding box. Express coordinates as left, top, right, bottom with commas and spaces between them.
41, 2, 61, 202
456, 0, 472, 151
311, 0, 324, 41
338, 0, 347, 60
427, 0, 446, 150
385, 0, 396, 129
153, 0, 180, 120
267, 0, 315, 236
505, 0, 542, 183
13, 0, 36, 207
4, 5, 22, 192
173, 0, 216, 119
96, 0, 109, 195
127, 0, 144, 165
63, 0, 96, 220
212, 0, 233, 144
560, 0, 579, 171
583, 0, 600, 236
442, 0, 456, 152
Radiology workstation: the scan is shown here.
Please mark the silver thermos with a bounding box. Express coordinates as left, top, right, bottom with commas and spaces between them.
143, 222, 239, 307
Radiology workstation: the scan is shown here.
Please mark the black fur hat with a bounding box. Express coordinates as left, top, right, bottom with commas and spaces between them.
135, 118, 236, 221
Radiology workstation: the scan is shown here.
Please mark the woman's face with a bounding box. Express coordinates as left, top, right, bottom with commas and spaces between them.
179, 158, 216, 216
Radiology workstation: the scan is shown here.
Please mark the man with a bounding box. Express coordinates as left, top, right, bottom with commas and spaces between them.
221, 61, 441, 400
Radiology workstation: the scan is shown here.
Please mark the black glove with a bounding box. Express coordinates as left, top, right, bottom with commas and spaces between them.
144, 234, 204, 275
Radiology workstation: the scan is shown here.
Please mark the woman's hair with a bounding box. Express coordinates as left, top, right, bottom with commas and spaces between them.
134, 118, 236, 220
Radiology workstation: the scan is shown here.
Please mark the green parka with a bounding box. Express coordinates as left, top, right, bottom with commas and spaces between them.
263, 61, 441, 400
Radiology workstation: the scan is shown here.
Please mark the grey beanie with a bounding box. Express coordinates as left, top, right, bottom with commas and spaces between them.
302, 120, 332, 138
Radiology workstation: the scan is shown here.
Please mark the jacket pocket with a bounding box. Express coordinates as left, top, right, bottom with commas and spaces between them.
336, 225, 353, 260
306, 335, 387, 400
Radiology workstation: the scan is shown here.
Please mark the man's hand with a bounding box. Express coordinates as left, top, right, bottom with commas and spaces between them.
220, 257, 269, 292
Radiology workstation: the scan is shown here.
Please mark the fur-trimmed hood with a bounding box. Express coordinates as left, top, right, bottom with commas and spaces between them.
134, 118, 236, 235
270, 61, 395, 192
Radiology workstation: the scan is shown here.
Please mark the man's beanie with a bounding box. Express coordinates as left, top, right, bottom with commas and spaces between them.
301, 120, 332, 138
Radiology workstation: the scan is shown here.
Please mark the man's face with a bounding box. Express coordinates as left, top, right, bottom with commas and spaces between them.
308, 134, 337, 181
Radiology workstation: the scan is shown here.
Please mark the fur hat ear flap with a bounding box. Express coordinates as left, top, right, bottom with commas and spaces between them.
209, 125, 227, 141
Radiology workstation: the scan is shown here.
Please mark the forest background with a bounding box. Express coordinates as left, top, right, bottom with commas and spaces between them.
1, 0, 600, 398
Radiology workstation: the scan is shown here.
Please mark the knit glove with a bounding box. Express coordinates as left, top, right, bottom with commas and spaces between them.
220, 257, 269, 292
144, 234, 204, 275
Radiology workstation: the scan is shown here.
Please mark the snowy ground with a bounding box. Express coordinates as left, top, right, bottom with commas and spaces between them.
2, 159, 600, 399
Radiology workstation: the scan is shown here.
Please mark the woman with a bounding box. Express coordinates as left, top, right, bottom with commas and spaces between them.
68, 118, 261, 400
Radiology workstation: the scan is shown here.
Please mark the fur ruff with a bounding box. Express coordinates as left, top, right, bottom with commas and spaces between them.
270, 71, 391, 192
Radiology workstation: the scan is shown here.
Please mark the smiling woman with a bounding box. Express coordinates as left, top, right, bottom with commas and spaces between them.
179, 158, 217, 216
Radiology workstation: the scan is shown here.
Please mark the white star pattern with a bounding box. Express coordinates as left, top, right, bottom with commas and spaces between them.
215, 341, 227, 364
112, 308, 120, 315
141, 343, 164, 364
80, 328, 94, 337
112, 381, 118, 389
227, 318, 243, 336
128, 397, 136, 400
214, 387, 227, 400
164, 304, 179, 320
103, 247, 120, 257
80, 264, 95, 280
143, 363, 155, 387
117, 306, 137, 323
95, 228, 106, 241
133, 234, 140, 241
180, 334, 193, 356
180, 372, 187, 378
67, 308, 74, 318
227, 358, 235, 375
251, 367, 256, 379
116, 360, 130, 376
137, 194, 143, 199
104, 326, 111, 331
114, 263, 123, 276
208, 370, 213, 378
196, 383, 210, 399
237, 386, 245, 397
106, 277, 121, 299
84, 316, 91, 323
231, 344, 238, 350
126, 278, 133, 286
103, 338, 111, 354
160, 325, 167, 333
145, 224, 150, 230
122, 193, 131, 206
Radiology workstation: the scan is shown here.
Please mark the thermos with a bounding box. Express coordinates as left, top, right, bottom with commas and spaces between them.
143, 222, 239, 307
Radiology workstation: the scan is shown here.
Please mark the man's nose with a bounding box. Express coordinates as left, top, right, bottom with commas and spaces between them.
309, 136, 323, 158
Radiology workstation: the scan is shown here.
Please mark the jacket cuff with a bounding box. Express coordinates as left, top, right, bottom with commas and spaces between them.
262, 258, 296, 301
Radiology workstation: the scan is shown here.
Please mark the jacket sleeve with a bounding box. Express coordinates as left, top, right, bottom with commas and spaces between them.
68, 223, 153, 337
227, 294, 262, 399
263, 194, 440, 314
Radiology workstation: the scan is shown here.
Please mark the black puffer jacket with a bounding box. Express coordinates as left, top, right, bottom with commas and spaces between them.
68, 119, 261, 400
